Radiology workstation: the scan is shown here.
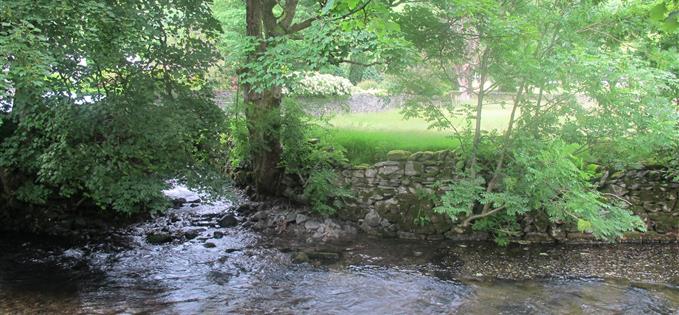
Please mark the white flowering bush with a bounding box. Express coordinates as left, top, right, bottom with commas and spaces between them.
287, 72, 353, 97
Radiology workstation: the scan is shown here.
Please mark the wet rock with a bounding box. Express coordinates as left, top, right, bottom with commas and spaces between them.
213, 231, 225, 239
426, 234, 445, 241
398, 231, 418, 240
224, 248, 241, 253
251, 211, 267, 221
183, 229, 204, 240
190, 203, 200, 208
218, 214, 239, 228
63, 248, 85, 260
171, 198, 187, 209
146, 233, 173, 245
524, 232, 552, 243
304, 220, 321, 230
307, 251, 341, 263
203, 242, 217, 248
286, 213, 297, 223
364, 209, 381, 227
170, 214, 181, 223
207, 271, 232, 285
295, 214, 309, 225
292, 251, 310, 263
236, 203, 259, 215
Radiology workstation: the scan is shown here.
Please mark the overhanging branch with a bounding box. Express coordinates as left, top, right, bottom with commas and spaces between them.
286, 0, 373, 34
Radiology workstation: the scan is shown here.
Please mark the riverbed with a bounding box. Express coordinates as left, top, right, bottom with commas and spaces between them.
1, 189, 678, 314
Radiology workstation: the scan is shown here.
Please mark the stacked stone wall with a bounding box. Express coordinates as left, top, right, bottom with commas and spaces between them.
335, 150, 679, 243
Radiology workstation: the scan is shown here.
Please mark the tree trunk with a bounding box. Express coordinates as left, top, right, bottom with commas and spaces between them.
468, 51, 489, 178
242, 0, 284, 196
243, 88, 284, 196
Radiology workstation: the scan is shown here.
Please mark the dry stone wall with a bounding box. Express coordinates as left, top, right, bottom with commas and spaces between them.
335, 150, 679, 243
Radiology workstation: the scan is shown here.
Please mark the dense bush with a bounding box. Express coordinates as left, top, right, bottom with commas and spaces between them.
0, 0, 228, 225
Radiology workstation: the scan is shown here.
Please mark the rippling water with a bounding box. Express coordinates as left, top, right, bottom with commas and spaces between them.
1, 190, 679, 314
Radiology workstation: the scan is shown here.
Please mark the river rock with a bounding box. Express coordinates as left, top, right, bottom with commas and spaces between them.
183, 229, 204, 240
218, 214, 239, 228
398, 231, 418, 240
364, 209, 381, 227
304, 220, 321, 230
146, 233, 173, 245
295, 214, 309, 225
171, 198, 187, 209
236, 203, 258, 215
251, 211, 268, 221
292, 251, 310, 263
307, 251, 341, 263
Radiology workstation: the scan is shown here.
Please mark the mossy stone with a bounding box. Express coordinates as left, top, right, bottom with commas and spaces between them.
386, 150, 412, 161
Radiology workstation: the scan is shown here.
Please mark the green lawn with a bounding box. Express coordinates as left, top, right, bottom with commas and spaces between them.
328, 105, 514, 164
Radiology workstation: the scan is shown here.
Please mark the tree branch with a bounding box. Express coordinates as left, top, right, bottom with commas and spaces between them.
287, 0, 373, 33
279, 0, 298, 28
461, 206, 506, 227
338, 59, 382, 67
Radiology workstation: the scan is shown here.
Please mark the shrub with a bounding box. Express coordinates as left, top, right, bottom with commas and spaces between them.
287, 72, 354, 97
277, 100, 351, 214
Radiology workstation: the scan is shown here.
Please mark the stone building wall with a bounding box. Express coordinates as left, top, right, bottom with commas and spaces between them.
335, 150, 679, 243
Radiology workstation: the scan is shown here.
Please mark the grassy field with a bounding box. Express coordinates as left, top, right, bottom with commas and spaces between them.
328, 105, 514, 164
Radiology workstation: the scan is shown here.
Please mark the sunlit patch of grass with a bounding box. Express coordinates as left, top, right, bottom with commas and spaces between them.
327, 106, 513, 164
331, 129, 459, 165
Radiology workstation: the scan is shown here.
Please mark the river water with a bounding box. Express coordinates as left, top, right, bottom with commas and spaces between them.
1, 189, 679, 314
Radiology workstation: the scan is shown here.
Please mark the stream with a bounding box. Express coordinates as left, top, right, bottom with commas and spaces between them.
1, 188, 679, 314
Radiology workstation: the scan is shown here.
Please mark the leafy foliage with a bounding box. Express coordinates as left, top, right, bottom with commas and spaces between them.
0, 0, 228, 219
278, 100, 351, 215
397, 0, 677, 244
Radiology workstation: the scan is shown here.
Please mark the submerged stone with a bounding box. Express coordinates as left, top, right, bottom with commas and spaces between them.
146, 233, 173, 245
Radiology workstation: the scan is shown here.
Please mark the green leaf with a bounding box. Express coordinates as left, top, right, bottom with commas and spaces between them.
660, 12, 679, 32
650, 3, 668, 21
577, 219, 592, 232
321, 0, 336, 15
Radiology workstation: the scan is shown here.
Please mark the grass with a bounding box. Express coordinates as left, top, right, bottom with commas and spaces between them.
327, 105, 515, 164
330, 105, 513, 132
331, 129, 458, 165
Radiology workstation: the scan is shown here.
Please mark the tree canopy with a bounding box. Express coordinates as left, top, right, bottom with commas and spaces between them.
0, 0, 228, 224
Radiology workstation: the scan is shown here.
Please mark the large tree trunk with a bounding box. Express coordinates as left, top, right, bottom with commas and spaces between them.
243, 88, 284, 196
242, 0, 284, 196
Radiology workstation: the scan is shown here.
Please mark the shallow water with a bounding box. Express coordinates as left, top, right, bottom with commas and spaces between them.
1, 192, 679, 314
